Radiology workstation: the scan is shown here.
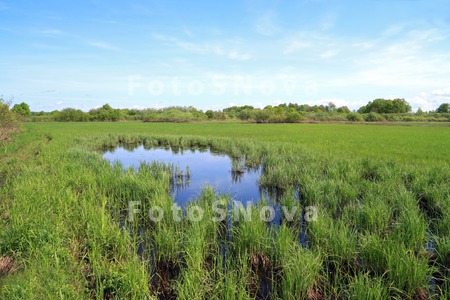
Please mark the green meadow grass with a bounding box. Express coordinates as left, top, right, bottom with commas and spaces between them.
15, 121, 450, 164
0, 121, 449, 299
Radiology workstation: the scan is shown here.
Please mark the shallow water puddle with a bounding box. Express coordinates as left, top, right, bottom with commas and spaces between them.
102, 145, 312, 250
102, 145, 263, 206
103, 145, 309, 299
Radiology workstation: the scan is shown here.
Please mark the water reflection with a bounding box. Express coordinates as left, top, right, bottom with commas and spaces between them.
103, 145, 264, 206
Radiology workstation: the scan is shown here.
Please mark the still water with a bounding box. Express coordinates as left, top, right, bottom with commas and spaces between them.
102, 145, 263, 206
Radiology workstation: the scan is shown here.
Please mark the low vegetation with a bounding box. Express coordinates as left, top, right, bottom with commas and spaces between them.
18, 99, 450, 123
0, 98, 20, 141
0, 122, 449, 299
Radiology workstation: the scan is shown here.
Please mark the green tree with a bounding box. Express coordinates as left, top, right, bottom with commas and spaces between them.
237, 108, 254, 120
416, 108, 424, 115
89, 103, 121, 121
358, 98, 411, 114
11, 102, 31, 116
436, 103, 449, 113
325, 102, 337, 112
336, 106, 351, 113
205, 110, 214, 119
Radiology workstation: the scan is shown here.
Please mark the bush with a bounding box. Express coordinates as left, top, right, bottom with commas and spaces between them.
346, 112, 364, 122
382, 114, 401, 121
364, 112, 385, 122
402, 116, 417, 122
0, 98, 20, 139
254, 109, 272, 123
308, 112, 347, 121
56, 108, 89, 122
285, 111, 305, 123
89, 104, 121, 121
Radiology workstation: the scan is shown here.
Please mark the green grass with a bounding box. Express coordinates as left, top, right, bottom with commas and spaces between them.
19, 121, 450, 165
0, 121, 449, 299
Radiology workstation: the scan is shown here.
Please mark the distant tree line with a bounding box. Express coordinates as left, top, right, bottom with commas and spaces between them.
12, 98, 450, 123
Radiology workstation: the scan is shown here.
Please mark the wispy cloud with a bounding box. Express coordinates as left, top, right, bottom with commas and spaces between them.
182, 26, 194, 37
282, 24, 450, 93
407, 28, 446, 42
89, 41, 121, 51
319, 13, 337, 31
348, 28, 450, 88
432, 87, 450, 96
41, 89, 56, 94
254, 12, 279, 36
283, 40, 312, 54
95, 19, 118, 25
153, 34, 252, 61
36, 29, 65, 36
383, 24, 405, 36
228, 50, 252, 61
320, 49, 339, 59
407, 88, 450, 111
282, 31, 329, 56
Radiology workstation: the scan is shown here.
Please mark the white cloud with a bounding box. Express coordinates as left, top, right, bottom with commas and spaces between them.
183, 26, 194, 37
253, 102, 264, 108
313, 98, 355, 108
432, 88, 450, 96
320, 49, 338, 59
407, 29, 446, 43
352, 41, 375, 50
95, 19, 118, 25
283, 41, 312, 54
89, 41, 120, 51
319, 13, 337, 31
282, 31, 327, 55
152, 34, 252, 61
383, 24, 405, 37
203, 104, 226, 111
324, 27, 450, 90
254, 12, 279, 36
228, 50, 252, 61
385, 95, 400, 100
37, 29, 64, 36
407, 88, 450, 112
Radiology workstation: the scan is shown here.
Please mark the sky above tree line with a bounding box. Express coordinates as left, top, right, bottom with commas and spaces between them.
1, 0, 450, 112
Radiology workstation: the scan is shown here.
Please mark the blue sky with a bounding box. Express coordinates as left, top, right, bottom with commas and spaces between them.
1, 0, 450, 112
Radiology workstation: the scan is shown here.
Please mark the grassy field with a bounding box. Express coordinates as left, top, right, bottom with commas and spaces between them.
16, 121, 450, 163
1, 121, 450, 299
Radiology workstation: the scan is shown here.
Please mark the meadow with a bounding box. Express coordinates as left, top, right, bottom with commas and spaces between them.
1, 121, 450, 299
